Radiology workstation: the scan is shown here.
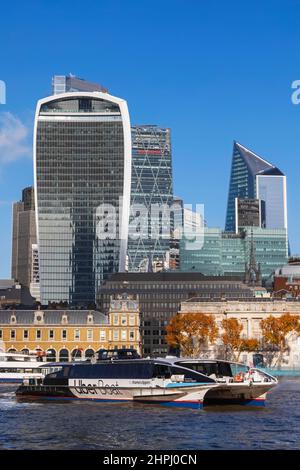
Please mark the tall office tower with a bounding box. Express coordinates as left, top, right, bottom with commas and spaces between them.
11, 187, 37, 288
52, 74, 108, 95
225, 142, 287, 232
29, 243, 40, 302
169, 197, 184, 270
34, 91, 131, 305
127, 125, 173, 271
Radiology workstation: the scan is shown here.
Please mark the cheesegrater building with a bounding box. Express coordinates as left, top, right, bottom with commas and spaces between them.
34, 92, 131, 305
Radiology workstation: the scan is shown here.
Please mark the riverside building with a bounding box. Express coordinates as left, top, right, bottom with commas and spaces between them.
179, 297, 300, 367
98, 272, 265, 356
34, 91, 131, 305
0, 294, 140, 360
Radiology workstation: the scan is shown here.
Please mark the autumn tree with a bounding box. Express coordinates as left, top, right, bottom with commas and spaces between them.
166, 313, 218, 357
260, 313, 300, 367
221, 318, 259, 361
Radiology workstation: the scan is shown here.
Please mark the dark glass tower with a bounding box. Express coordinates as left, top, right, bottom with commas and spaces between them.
127, 126, 173, 271
11, 187, 37, 288
225, 141, 287, 232
34, 92, 131, 305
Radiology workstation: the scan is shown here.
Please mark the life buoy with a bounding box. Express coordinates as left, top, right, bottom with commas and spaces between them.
233, 372, 244, 382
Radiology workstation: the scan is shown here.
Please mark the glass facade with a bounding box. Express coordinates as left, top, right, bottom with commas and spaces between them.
225, 142, 286, 232
35, 94, 131, 305
180, 227, 288, 280
52, 75, 105, 95
127, 126, 173, 271
256, 175, 287, 229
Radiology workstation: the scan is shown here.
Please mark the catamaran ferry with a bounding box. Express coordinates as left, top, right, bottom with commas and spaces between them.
15, 354, 277, 409
16, 358, 219, 409
0, 351, 44, 384
169, 357, 278, 407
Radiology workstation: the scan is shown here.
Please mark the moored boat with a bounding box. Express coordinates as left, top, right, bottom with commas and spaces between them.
0, 351, 44, 384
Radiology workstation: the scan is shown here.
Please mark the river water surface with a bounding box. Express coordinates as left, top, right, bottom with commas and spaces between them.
0, 379, 299, 450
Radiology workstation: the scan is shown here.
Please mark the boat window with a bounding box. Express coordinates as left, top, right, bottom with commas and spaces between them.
69, 362, 153, 379
170, 366, 215, 383
176, 361, 232, 378
153, 364, 171, 379
230, 363, 249, 376
63, 366, 71, 377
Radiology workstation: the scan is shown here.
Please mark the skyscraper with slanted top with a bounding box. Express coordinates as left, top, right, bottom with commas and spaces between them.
225, 141, 287, 233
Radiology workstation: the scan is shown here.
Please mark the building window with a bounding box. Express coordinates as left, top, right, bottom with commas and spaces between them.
23, 330, 29, 340
121, 330, 127, 340
100, 330, 106, 342
113, 330, 119, 341
62, 330, 67, 340
129, 331, 134, 340
121, 316, 127, 325
129, 316, 135, 326
0, 330, 2, 339
87, 329, 93, 341
10, 330, 16, 340
74, 329, 80, 340
113, 315, 119, 325
49, 330, 54, 340
36, 330, 41, 340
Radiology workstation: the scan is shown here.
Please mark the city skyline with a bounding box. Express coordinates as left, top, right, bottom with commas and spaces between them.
1, 1, 300, 278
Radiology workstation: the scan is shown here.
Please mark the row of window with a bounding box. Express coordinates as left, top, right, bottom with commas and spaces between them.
0, 329, 136, 342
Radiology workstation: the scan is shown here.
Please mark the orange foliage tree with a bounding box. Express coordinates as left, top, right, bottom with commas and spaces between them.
166, 313, 218, 357
221, 318, 259, 361
260, 313, 300, 366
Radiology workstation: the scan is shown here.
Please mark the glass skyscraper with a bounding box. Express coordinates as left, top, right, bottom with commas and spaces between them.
127, 125, 173, 271
34, 92, 131, 305
11, 187, 37, 288
52, 75, 107, 95
225, 141, 287, 233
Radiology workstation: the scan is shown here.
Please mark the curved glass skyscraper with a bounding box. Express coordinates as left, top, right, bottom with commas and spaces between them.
34, 92, 131, 305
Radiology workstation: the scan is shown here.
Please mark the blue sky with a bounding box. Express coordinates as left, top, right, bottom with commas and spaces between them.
1, 0, 300, 277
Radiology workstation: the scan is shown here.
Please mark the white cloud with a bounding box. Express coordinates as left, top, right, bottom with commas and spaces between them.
0, 112, 32, 164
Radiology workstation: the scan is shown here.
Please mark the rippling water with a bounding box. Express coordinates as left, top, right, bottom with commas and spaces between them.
0, 379, 300, 450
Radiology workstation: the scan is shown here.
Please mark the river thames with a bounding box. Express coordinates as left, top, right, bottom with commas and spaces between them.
0, 378, 299, 450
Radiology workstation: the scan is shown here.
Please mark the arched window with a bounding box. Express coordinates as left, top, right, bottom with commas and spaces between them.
21, 348, 29, 355
71, 348, 82, 360
59, 349, 69, 362
85, 349, 95, 359
7, 348, 17, 353
46, 349, 56, 362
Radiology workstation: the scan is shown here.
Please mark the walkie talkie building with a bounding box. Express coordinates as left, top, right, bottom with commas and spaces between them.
34, 92, 131, 305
